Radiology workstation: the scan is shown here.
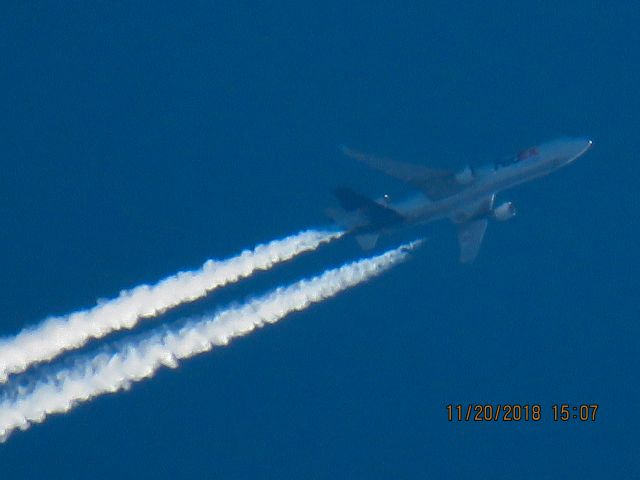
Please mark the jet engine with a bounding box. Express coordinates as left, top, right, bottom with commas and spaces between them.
493, 201, 516, 221
454, 166, 474, 184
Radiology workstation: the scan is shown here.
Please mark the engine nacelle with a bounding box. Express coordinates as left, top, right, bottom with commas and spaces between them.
454, 166, 474, 184
493, 201, 516, 221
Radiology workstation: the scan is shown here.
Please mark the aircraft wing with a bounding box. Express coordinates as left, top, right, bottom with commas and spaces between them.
341, 146, 460, 200
457, 218, 488, 263
453, 194, 494, 263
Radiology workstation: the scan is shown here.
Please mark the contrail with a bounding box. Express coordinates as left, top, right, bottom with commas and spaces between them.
0, 240, 420, 442
0, 229, 341, 382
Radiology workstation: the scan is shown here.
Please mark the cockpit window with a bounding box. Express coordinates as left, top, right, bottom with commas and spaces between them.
516, 147, 539, 161
497, 146, 539, 167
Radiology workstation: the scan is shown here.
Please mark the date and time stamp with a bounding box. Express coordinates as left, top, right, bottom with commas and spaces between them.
446, 404, 599, 422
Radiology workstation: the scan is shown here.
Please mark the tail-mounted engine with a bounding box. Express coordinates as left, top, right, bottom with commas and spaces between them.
493, 201, 516, 221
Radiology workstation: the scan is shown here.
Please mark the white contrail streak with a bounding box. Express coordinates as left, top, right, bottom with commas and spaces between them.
0, 229, 341, 382
0, 240, 420, 442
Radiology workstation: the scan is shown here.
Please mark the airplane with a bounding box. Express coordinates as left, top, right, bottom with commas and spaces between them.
327, 137, 593, 263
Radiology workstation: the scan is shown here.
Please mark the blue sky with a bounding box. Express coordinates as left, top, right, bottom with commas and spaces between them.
0, 2, 638, 478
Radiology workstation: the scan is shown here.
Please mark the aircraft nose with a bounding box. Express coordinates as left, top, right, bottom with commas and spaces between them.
567, 137, 592, 157
538, 137, 592, 167
579, 138, 593, 155
546, 137, 592, 164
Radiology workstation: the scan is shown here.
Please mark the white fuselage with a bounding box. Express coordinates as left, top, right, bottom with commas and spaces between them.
389, 137, 592, 225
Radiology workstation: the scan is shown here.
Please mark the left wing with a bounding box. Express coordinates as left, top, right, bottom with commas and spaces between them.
457, 218, 488, 263
341, 146, 461, 200
454, 194, 495, 263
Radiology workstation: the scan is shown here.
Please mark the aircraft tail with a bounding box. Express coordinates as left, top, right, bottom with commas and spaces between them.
332, 188, 404, 225
326, 188, 404, 249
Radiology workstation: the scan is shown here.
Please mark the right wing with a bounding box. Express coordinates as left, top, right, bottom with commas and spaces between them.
341, 146, 461, 200
453, 194, 494, 263
457, 218, 488, 263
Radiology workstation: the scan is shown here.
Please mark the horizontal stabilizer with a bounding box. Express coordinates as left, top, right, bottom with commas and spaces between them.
341, 146, 459, 200
333, 188, 404, 228
325, 207, 366, 231
334, 187, 375, 211
355, 233, 379, 250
